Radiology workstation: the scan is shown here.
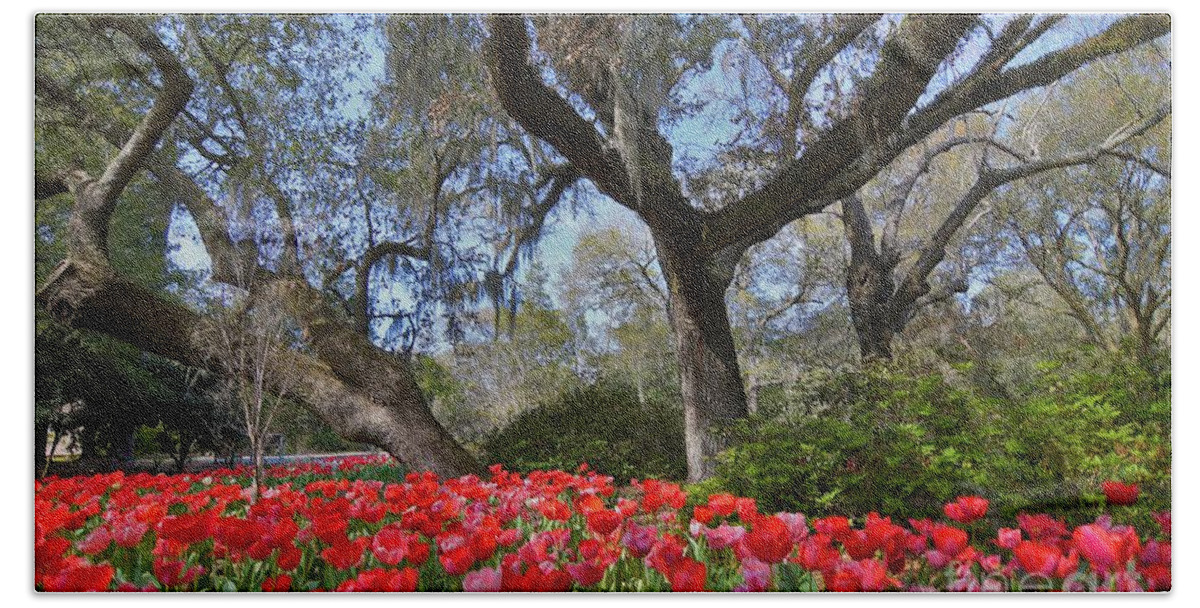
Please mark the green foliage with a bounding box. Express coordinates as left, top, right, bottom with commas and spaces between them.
982, 349, 1170, 524
482, 381, 687, 481
36, 313, 226, 472
713, 367, 988, 519
272, 403, 369, 455
710, 352, 1169, 524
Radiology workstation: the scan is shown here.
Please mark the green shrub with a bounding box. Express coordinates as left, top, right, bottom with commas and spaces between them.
709, 353, 1169, 526
982, 353, 1170, 526
713, 368, 988, 520
482, 381, 687, 481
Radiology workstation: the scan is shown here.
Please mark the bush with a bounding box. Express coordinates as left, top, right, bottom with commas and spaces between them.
713, 368, 988, 520
709, 354, 1170, 526
482, 381, 687, 481
981, 352, 1170, 528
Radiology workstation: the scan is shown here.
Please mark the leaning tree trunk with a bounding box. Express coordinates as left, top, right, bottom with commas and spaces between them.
34, 16, 482, 481
655, 242, 749, 482
37, 258, 484, 478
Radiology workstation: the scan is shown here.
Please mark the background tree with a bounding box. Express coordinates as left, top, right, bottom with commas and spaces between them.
563, 223, 677, 406
727, 218, 850, 412
193, 213, 304, 496
998, 44, 1170, 368
837, 98, 1167, 362
442, 263, 584, 441
35, 312, 223, 476
485, 13, 1170, 480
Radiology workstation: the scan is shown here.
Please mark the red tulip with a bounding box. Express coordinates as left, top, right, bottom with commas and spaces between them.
735, 497, 759, 524
574, 494, 605, 514
215, 517, 262, 552
277, 545, 302, 571
847, 558, 900, 591
261, 574, 292, 592
463, 566, 502, 592
745, 516, 792, 564
76, 525, 113, 555
826, 568, 861, 592
668, 558, 707, 592
1013, 541, 1060, 577
1054, 549, 1079, 579
44, 562, 115, 592
944, 496, 989, 523
931, 524, 969, 556
995, 527, 1021, 550
157, 510, 215, 546
1153, 511, 1171, 537
1139, 563, 1171, 591
565, 560, 608, 587
371, 526, 415, 566
587, 509, 623, 536
796, 534, 842, 578
1101, 481, 1139, 506
439, 545, 476, 576
320, 537, 368, 570
1072, 523, 1140, 575
152, 558, 204, 588
336, 567, 418, 592
707, 493, 736, 518
1016, 513, 1068, 543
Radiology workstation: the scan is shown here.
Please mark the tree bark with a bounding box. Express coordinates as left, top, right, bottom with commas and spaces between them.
842, 196, 902, 362
847, 266, 898, 363
655, 241, 747, 482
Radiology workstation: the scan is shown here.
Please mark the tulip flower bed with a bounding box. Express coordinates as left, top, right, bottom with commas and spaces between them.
35, 456, 1170, 592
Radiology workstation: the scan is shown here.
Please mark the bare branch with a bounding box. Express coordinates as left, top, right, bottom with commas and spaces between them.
35, 170, 73, 200
1102, 150, 1170, 178
894, 102, 1170, 309
743, 14, 881, 161
904, 14, 1169, 145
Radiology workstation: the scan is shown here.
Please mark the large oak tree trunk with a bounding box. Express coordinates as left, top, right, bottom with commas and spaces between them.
655, 242, 748, 482
37, 257, 484, 479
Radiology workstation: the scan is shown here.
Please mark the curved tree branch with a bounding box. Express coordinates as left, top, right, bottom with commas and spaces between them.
903, 14, 1170, 148
56, 17, 194, 260
893, 101, 1170, 309
703, 13, 1169, 259
702, 14, 978, 256
484, 16, 635, 206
